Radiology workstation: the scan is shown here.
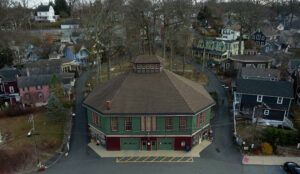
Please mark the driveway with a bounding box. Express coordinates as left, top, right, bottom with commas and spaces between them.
41, 60, 287, 174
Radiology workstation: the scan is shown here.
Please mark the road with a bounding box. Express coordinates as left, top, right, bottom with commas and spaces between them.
41, 61, 287, 174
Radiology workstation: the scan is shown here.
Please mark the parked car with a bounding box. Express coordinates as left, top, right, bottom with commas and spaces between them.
72, 113, 76, 119
283, 162, 300, 174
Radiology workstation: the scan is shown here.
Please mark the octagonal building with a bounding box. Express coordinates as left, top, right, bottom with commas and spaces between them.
83, 55, 215, 151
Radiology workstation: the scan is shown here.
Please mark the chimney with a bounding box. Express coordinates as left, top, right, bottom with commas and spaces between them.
26, 67, 30, 77
106, 101, 111, 110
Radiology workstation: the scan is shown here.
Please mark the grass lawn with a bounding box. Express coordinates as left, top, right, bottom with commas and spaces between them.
0, 109, 67, 171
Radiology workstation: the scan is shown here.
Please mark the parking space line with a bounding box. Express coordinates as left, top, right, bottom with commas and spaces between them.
116, 156, 194, 163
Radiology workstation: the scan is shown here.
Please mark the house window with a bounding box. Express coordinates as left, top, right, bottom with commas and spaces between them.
264, 110, 269, 115
277, 97, 283, 104
38, 92, 43, 99
9, 86, 14, 93
124, 117, 132, 131
257, 95, 263, 102
24, 87, 28, 92
156, 64, 159, 69
142, 64, 145, 69
226, 63, 230, 69
165, 117, 173, 131
146, 64, 149, 69
137, 64, 141, 69
92, 112, 100, 127
197, 111, 206, 127
111, 117, 118, 131
179, 117, 187, 131
36, 85, 41, 90
140, 116, 156, 131
25, 93, 30, 100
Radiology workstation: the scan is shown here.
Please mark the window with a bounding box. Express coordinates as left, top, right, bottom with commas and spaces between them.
179, 117, 187, 131
25, 93, 30, 100
111, 117, 118, 131
92, 112, 100, 127
140, 116, 156, 131
197, 111, 206, 127
124, 117, 132, 131
277, 97, 283, 104
137, 64, 141, 69
156, 64, 159, 69
36, 85, 41, 90
38, 93, 43, 99
24, 87, 28, 92
142, 64, 145, 69
165, 117, 173, 131
257, 95, 263, 102
264, 110, 269, 115
146, 64, 149, 69
9, 86, 14, 93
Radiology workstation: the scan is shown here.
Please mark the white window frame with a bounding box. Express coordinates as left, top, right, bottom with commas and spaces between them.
264, 110, 269, 115
257, 95, 263, 102
9, 86, 14, 93
277, 97, 283, 104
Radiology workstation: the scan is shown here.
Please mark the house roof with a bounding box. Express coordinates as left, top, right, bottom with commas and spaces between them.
61, 19, 80, 25
289, 59, 300, 69
236, 78, 293, 98
22, 59, 62, 76
230, 55, 274, 63
84, 69, 215, 115
17, 74, 61, 88
36, 5, 51, 12
0, 67, 20, 82
241, 67, 280, 79
132, 55, 162, 64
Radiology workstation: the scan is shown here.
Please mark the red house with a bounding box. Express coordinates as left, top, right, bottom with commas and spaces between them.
0, 67, 21, 105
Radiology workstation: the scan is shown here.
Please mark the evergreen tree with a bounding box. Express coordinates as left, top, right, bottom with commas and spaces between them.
49, 74, 61, 88
46, 93, 65, 117
54, 0, 70, 17
0, 47, 14, 69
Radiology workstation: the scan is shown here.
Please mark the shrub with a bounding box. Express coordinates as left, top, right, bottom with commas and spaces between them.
262, 127, 298, 146
261, 142, 273, 155
0, 106, 39, 118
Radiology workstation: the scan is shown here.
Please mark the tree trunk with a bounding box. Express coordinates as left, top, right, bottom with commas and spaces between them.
238, 28, 242, 55
107, 53, 111, 81
183, 52, 185, 74
170, 44, 173, 72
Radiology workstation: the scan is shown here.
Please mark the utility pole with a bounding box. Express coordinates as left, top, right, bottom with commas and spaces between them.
28, 115, 40, 167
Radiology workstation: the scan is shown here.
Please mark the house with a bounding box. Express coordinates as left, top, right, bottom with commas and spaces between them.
83, 55, 215, 151
0, 67, 21, 105
193, 38, 244, 64
61, 19, 80, 29
17, 75, 54, 107
287, 59, 300, 105
221, 25, 240, 40
49, 53, 61, 60
34, 5, 56, 23
240, 67, 280, 81
63, 43, 89, 65
252, 27, 278, 46
234, 79, 294, 129
222, 55, 274, 72
61, 33, 71, 43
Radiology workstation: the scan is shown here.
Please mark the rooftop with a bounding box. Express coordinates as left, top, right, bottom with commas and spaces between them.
241, 67, 280, 79
230, 55, 274, 63
84, 69, 215, 115
132, 55, 162, 64
236, 78, 293, 98
0, 67, 20, 82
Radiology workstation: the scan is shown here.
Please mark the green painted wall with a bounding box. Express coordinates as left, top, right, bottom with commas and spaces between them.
87, 108, 211, 136
157, 138, 174, 150
120, 138, 140, 150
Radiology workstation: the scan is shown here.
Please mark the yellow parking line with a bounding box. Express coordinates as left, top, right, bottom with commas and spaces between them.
169, 157, 175, 162
160, 156, 167, 161
119, 157, 125, 161
126, 157, 134, 161
178, 156, 184, 162
142, 156, 150, 161
135, 157, 142, 161
151, 156, 159, 161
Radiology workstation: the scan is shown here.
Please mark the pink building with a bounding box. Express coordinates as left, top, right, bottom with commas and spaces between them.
17, 75, 53, 107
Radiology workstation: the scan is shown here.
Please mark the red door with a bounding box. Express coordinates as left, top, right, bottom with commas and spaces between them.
147, 140, 151, 151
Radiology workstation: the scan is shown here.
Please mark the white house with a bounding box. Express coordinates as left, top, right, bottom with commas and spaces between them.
35, 5, 56, 23
276, 23, 284, 31
221, 26, 240, 40
61, 19, 80, 29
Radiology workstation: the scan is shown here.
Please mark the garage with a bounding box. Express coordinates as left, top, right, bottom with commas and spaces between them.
120, 138, 140, 150
157, 138, 174, 150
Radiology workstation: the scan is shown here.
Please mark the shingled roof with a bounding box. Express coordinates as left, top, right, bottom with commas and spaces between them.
84, 69, 215, 115
241, 67, 280, 79
0, 68, 20, 82
36, 5, 51, 12
132, 55, 162, 64
230, 55, 275, 63
17, 74, 61, 88
236, 79, 293, 98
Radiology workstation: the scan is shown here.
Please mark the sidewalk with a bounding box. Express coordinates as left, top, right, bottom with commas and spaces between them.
243, 155, 300, 165
88, 140, 211, 158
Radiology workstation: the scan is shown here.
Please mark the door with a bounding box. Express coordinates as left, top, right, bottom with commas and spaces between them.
141, 141, 147, 150
151, 140, 156, 150
147, 140, 151, 151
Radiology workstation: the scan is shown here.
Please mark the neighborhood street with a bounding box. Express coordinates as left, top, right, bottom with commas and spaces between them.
41, 61, 287, 174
